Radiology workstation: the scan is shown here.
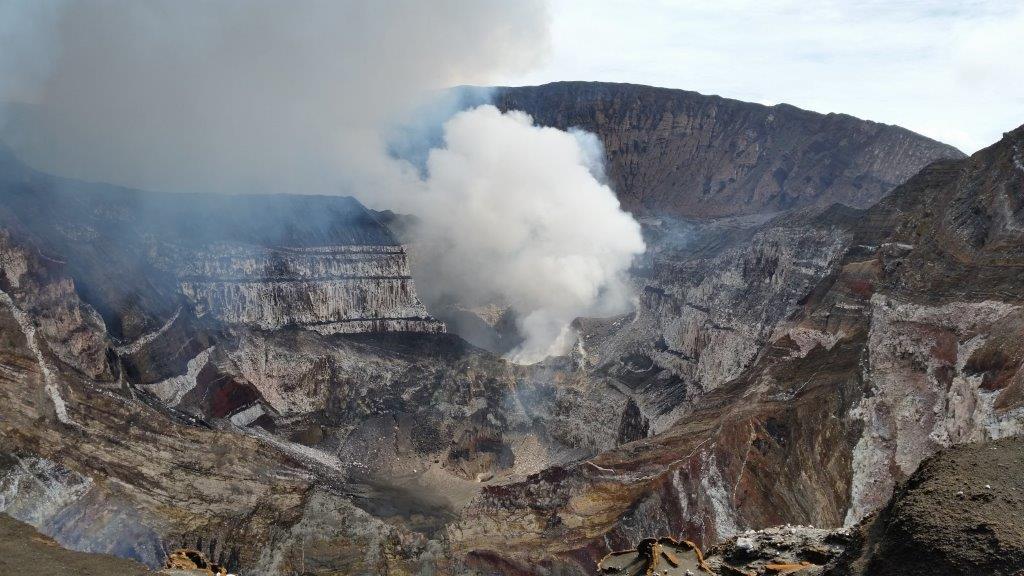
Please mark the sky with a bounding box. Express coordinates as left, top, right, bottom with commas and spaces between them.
500, 0, 1024, 153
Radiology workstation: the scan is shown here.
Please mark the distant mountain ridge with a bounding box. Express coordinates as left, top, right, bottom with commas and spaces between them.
493, 81, 964, 217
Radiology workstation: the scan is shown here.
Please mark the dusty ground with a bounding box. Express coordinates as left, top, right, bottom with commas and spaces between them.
0, 513, 151, 575
832, 436, 1024, 576
4, 438, 1023, 576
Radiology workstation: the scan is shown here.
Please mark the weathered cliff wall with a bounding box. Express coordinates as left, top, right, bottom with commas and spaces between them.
494, 82, 964, 217
169, 244, 442, 333
0, 103, 1015, 576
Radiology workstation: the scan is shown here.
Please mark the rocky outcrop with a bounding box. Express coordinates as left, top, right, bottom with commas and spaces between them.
845, 295, 1023, 523
0, 149, 461, 572
164, 548, 228, 575
494, 82, 964, 217
577, 215, 850, 432
706, 525, 852, 575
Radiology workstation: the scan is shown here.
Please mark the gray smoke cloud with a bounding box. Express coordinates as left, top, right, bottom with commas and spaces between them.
0, 0, 645, 362
0, 0, 550, 194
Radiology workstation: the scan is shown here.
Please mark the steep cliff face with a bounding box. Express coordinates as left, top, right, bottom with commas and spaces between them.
0, 233, 315, 568
0, 228, 629, 572
835, 125, 1024, 524
577, 215, 850, 432
493, 82, 964, 217
0, 147, 478, 572
173, 244, 441, 334
0, 165, 626, 573
445, 81, 965, 364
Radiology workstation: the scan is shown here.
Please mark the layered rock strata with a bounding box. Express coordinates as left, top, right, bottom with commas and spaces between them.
0, 100, 1017, 576
172, 244, 442, 333
0, 147, 443, 339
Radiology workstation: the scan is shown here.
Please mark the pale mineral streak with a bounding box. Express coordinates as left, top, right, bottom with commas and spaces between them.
113, 306, 181, 355
143, 346, 214, 407
0, 288, 72, 425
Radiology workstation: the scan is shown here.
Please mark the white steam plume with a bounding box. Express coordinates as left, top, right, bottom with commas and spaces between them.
0, 1, 646, 363
406, 106, 645, 362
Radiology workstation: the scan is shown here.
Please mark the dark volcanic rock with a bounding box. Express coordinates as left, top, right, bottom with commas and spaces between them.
831, 437, 1024, 576
493, 82, 964, 217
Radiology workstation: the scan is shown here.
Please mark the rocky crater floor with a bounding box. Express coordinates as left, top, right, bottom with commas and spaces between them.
8, 438, 1021, 575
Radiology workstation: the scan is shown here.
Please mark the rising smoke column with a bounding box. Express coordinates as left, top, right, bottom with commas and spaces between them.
0, 1, 646, 363
408, 106, 645, 363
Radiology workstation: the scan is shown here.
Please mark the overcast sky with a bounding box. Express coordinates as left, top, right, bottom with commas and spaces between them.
2, 1, 1021, 157
501, 0, 1024, 153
